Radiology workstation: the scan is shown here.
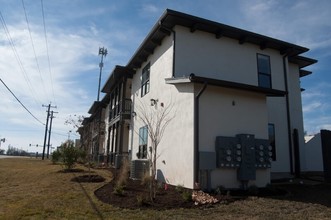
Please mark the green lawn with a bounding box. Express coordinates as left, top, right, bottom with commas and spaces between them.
1, 157, 331, 219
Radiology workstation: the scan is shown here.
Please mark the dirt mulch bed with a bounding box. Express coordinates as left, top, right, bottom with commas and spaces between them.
94, 178, 198, 210
94, 169, 331, 210
71, 175, 105, 183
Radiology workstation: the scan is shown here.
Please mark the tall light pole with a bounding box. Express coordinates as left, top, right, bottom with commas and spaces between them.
97, 47, 107, 101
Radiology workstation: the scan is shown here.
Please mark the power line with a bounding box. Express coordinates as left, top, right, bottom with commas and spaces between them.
21, 0, 49, 99
40, 0, 56, 105
0, 78, 44, 125
0, 11, 41, 106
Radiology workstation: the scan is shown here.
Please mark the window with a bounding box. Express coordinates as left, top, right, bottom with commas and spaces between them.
138, 126, 148, 159
268, 123, 276, 161
141, 63, 150, 97
257, 54, 271, 88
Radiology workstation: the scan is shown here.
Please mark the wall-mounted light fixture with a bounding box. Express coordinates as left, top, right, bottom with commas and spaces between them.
150, 99, 158, 106
132, 111, 137, 117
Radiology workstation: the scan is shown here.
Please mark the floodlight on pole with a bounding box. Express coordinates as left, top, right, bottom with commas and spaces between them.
97, 47, 108, 101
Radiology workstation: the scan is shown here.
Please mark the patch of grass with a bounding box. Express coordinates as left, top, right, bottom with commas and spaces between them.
1, 158, 331, 219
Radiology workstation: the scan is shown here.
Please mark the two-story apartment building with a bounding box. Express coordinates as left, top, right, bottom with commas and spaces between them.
84, 9, 316, 189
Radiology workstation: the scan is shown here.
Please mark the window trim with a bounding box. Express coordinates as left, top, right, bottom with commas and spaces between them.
257, 53, 272, 88
141, 63, 150, 97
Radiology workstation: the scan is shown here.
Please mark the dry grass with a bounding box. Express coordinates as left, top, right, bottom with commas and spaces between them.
1, 157, 331, 219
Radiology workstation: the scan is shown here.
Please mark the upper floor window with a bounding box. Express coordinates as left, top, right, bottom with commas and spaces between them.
257, 54, 271, 88
141, 63, 150, 97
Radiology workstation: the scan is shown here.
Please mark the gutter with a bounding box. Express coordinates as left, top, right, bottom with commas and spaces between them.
159, 23, 176, 78
283, 54, 294, 174
191, 73, 208, 187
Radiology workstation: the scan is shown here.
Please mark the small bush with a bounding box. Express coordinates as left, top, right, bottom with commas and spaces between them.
248, 185, 259, 195
51, 149, 62, 164
182, 190, 192, 201
141, 171, 152, 187
136, 194, 144, 206
175, 184, 184, 193
62, 144, 79, 170
113, 185, 124, 196
215, 185, 226, 195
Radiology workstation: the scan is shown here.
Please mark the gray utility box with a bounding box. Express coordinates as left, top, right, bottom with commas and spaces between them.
237, 134, 256, 181
215, 134, 272, 181
130, 160, 149, 179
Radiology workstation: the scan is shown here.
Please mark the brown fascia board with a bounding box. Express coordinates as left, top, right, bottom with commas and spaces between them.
82, 117, 91, 125
189, 74, 286, 97
288, 55, 318, 69
101, 65, 134, 93
300, 69, 312, 77
126, 9, 312, 71
88, 101, 106, 114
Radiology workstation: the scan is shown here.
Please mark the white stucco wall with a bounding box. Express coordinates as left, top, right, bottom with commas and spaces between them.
288, 63, 306, 171
127, 23, 307, 189
267, 97, 291, 172
304, 133, 323, 171
174, 26, 285, 91
130, 34, 196, 188
103, 103, 110, 156
199, 85, 270, 188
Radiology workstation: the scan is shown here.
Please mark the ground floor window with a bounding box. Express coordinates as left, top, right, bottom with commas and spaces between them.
268, 123, 276, 161
138, 126, 148, 159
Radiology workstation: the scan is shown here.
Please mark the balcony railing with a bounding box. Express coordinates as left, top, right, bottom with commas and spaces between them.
109, 98, 132, 122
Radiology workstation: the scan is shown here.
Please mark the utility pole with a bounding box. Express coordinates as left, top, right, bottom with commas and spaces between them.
47, 110, 58, 159
97, 47, 108, 101
42, 103, 56, 160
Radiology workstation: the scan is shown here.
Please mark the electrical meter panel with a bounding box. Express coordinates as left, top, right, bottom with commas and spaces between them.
215, 134, 272, 181
255, 139, 272, 168
215, 136, 242, 168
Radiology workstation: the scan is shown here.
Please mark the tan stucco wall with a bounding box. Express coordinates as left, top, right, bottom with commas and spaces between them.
199, 85, 270, 188
174, 26, 285, 91
130, 34, 196, 188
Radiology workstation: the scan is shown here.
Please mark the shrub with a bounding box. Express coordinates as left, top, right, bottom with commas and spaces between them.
182, 190, 192, 201
141, 171, 152, 187
51, 149, 62, 164
113, 185, 124, 196
136, 194, 144, 206
175, 184, 184, 193
215, 185, 226, 195
248, 185, 259, 195
61, 142, 79, 170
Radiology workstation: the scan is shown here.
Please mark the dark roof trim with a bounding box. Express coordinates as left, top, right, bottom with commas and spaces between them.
300, 69, 312, 77
127, 9, 315, 71
88, 101, 106, 114
82, 117, 91, 125
101, 65, 134, 93
289, 56, 318, 69
166, 74, 286, 97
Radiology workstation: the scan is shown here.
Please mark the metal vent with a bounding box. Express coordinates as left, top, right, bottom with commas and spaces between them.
130, 160, 149, 179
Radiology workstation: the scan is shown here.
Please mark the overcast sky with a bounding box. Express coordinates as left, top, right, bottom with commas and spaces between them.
0, 0, 330, 153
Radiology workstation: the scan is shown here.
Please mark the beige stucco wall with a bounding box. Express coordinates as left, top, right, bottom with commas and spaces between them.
174, 26, 285, 91
130, 34, 196, 188
127, 24, 306, 188
267, 97, 291, 172
199, 85, 270, 188
288, 63, 306, 171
